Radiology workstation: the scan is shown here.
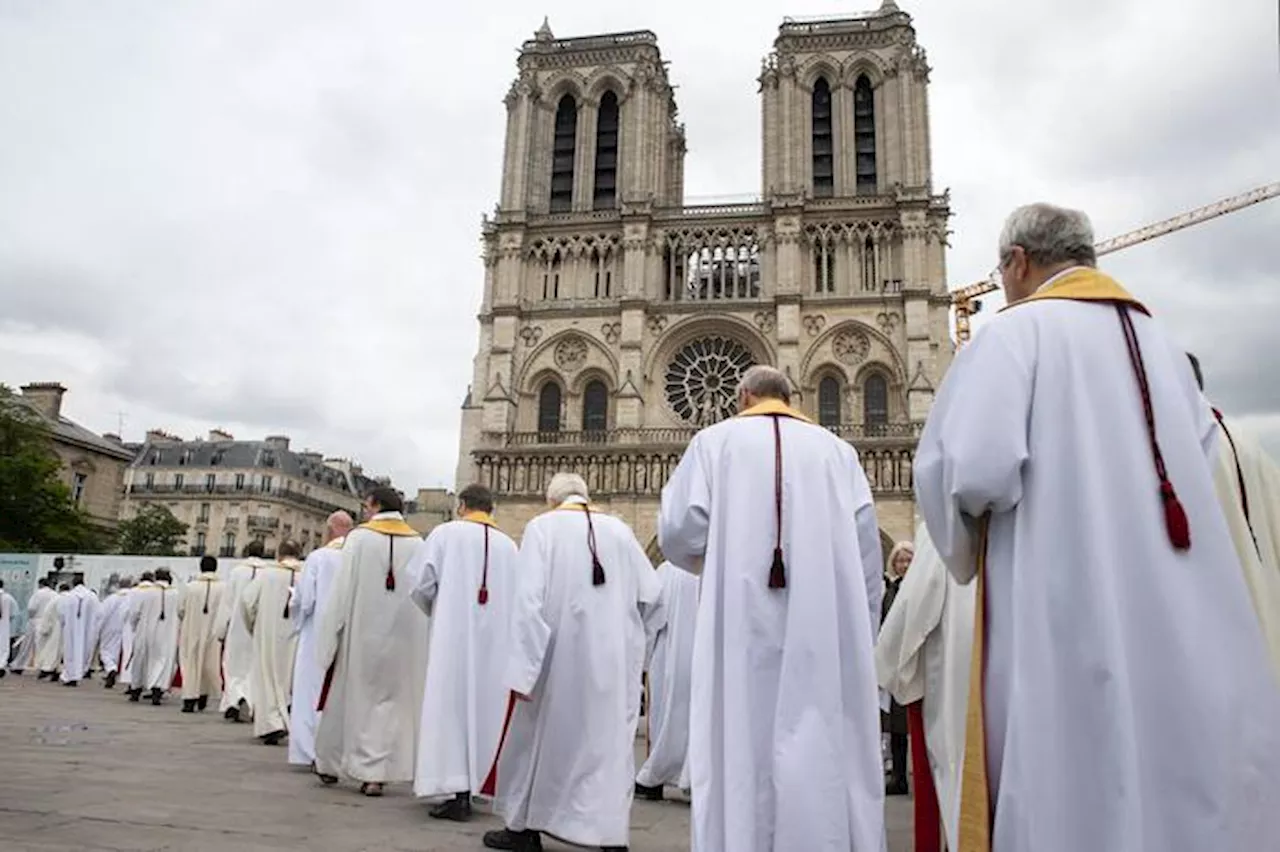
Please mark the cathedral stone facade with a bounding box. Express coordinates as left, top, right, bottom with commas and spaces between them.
455, 4, 953, 557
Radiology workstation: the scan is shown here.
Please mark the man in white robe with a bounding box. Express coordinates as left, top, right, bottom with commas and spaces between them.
95, 579, 133, 689
10, 577, 55, 673
288, 510, 354, 768
314, 487, 429, 796
407, 484, 518, 821
242, 541, 302, 744
484, 473, 663, 852
0, 580, 16, 676
177, 556, 225, 713
635, 560, 698, 801
121, 572, 159, 693
914, 202, 1280, 852
34, 584, 69, 680
59, 574, 100, 685
875, 523, 974, 852
128, 568, 181, 705
216, 542, 265, 723
1188, 351, 1280, 680
659, 365, 886, 852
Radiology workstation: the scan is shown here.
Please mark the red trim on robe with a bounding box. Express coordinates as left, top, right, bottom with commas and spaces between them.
480, 692, 519, 797
908, 700, 942, 852
316, 660, 337, 712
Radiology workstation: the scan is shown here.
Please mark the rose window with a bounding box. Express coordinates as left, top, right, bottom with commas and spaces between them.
664, 336, 756, 426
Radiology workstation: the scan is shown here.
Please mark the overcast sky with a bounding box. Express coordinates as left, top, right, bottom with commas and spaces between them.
1, 0, 1277, 490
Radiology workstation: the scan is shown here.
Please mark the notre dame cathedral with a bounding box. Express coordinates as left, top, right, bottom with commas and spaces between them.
455, 2, 953, 557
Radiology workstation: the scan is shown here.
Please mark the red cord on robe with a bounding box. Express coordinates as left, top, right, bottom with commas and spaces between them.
907, 700, 942, 852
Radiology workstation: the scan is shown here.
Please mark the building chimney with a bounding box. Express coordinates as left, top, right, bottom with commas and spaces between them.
103, 433, 123, 444
146, 429, 178, 444
20, 382, 67, 421
264, 435, 290, 451
209, 428, 234, 442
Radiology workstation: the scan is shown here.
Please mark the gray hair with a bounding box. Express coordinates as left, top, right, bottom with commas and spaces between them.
998, 203, 1097, 268
737, 365, 791, 404
546, 472, 589, 506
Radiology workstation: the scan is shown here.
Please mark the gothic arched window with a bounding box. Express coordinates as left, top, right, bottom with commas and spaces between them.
583, 380, 608, 433
593, 91, 619, 210
863, 373, 889, 432
812, 77, 834, 198
538, 382, 562, 433
818, 376, 841, 428
550, 95, 577, 213
853, 76, 877, 194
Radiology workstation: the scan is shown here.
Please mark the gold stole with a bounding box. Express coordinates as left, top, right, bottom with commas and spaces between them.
1002, 266, 1148, 315
461, 510, 498, 527
736, 398, 814, 423
359, 518, 420, 537
960, 268, 1150, 849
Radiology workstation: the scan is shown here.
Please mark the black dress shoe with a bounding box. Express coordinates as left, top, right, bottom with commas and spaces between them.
181, 699, 197, 713
197, 695, 208, 711
149, 688, 163, 706
261, 730, 285, 746
482, 829, 542, 851
428, 792, 472, 821
885, 776, 909, 796
63, 680, 79, 687
224, 706, 239, 721
103, 671, 116, 689
634, 782, 663, 801
127, 688, 142, 702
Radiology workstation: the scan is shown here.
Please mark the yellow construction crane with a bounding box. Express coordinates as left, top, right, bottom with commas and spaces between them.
951, 182, 1280, 344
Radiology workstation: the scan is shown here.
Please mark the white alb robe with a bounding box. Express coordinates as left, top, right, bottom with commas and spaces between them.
117, 590, 137, 687
1209, 411, 1280, 681
408, 516, 519, 799
874, 523, 974, 852
129, 582, 181, 691
242, 559, 300, 737
915, 291, 1280, 851
58, 586, 95, 682
10, 585, 55, 671
659, 405, 886, 852
494, 500, 663, 849
177, 575, 225, 700
0, 590, 15, 669
288, 537, 345, 766
315, 513, 429, 783
216, 558, 262, 716
95, 589, 130, 675
34, 591, 66, 673
636, 561, 699, 790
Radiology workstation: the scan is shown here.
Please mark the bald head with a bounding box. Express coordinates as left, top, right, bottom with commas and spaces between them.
326, 510, 355, 542
737, 365, 791, 411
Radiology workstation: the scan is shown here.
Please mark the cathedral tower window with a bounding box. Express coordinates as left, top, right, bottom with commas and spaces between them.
592, 247, 613, 298
814, 240, 835, 293
582, 380, 608, 433
538, 382, 562, 434
593, 91, 619, 210
812, 77, 834, 198
853, 76, 877, 194
818, 376, 841, 428
550, 95, 577, 213
862, 235, 878, 291
542, 250, 563, 300
863, 373, 889, 431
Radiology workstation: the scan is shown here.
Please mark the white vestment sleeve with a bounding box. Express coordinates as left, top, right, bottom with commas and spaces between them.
241, 578, 261, 636
292, 555, 316, 622
315, 541, 356, 671
658, 435, 712, 575
915, 324, 1032, 584
856, 501, 884, 646
407, 529, 443, 617
213, 573, 235, 641
507, 523, 552, 697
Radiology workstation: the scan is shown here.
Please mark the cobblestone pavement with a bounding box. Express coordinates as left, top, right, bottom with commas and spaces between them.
0, 673, 914, 851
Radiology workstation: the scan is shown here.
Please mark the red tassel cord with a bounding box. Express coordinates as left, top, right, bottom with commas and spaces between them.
1116, 305, 1191, 550
159, 587, 166, 621
386, 537, 396, 591
478, 526, 491, 605
768, 414, 787, 589
583, 504, 606, 586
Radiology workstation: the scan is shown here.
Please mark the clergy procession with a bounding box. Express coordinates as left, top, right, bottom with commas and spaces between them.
6, 203, 1280, 851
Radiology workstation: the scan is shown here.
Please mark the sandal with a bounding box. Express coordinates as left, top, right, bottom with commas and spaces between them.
360, 782, 383, 797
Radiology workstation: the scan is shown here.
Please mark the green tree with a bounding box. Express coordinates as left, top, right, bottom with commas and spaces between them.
0, 385, 104, 552
116, 503, 189, 556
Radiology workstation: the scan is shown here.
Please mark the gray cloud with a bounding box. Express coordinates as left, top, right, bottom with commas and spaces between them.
1, 0, 1277, 490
